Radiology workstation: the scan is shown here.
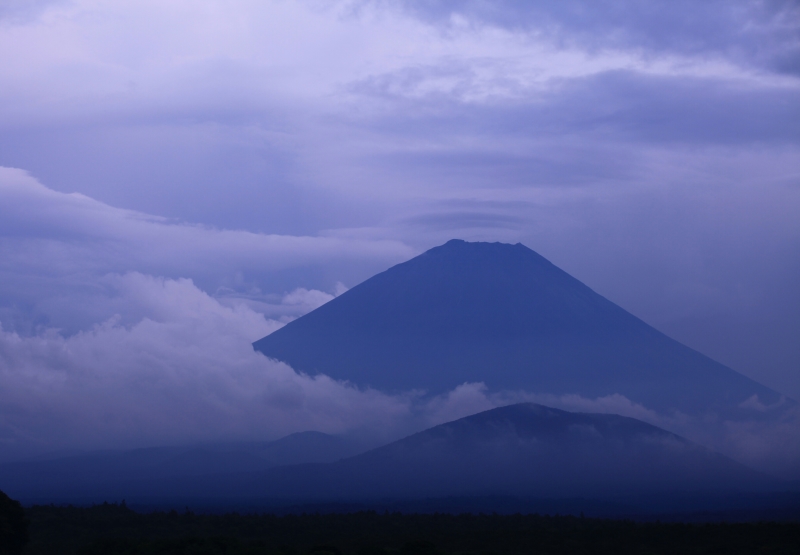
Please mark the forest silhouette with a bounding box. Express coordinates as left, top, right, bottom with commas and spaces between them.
4, 499, 799, 555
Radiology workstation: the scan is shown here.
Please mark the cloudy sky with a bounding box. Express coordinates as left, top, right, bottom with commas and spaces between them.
0, 0, 798, 464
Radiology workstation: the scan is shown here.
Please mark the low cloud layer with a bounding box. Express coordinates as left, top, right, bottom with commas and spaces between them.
425, 383, 800, 480
0, 272, 413, 458
0, 167, 414, 457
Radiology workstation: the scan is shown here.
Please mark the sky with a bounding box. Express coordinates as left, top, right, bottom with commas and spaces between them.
0, 1, 799, 468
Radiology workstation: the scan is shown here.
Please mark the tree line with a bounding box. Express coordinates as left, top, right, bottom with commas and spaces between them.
2, 491, 800, 554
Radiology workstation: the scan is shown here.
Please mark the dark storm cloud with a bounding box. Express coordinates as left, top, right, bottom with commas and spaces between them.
554, 71, 800, 145
398, 0, 800, 74
353, 69, 800, 147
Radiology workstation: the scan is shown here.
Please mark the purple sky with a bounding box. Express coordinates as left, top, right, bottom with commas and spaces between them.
0, 1, 798, 467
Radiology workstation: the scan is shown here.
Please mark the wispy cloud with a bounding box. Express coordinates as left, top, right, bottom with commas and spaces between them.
0, 167, 413, 334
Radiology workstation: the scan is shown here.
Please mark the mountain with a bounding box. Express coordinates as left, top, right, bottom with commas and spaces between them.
0, 431, 366, 503
217, 403, 779, 501
5, 404, 779, 508
254, 240, 788, 419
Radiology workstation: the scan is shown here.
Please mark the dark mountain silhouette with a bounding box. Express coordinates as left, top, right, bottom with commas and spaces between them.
0, 431, 366, 503
4, 404, 780, 507
254, 240, 788, 419
215, 403, 779, 501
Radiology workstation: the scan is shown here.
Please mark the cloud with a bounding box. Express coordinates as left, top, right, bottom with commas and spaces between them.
219, 285, 349, 323
0, 272, 416, 460
423, 382, 498, 425
0, 166, 413, 334
523, 392, 662, 423
720, 406, 800, 479
0, 168, 440, 461
423, 385, 800, 480
0, 167, 417, 458
397, 0, 800, 75
523, 390, 800, 479
422, 384, 663, 430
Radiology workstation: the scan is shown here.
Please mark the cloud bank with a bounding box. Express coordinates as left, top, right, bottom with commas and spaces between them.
0, 167, 413, 336
0, 167, 413, 458
0, 272, 415, 458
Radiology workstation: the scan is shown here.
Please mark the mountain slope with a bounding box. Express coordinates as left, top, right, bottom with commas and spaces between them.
234, 403, 777, 501
17, 403, 776, 505
254, 240, 786, 418
0, 431, 366, 502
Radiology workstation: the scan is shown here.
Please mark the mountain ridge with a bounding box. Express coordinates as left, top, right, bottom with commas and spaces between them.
240, 402, 778, 501
2, 403, 781, 506
0, 431, 367, 502
254, 240, 788, 419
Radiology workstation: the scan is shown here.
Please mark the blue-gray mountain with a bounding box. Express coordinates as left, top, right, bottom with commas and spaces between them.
2, 404, 782, 509
254, 240, 790, 419
0, 432, 366, 504
227, 403, 778, 501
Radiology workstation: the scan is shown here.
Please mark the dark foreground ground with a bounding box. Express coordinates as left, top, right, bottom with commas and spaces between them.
19, 503, 800, 555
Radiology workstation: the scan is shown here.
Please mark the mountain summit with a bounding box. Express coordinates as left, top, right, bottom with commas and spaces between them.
254, 240, 784, 418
